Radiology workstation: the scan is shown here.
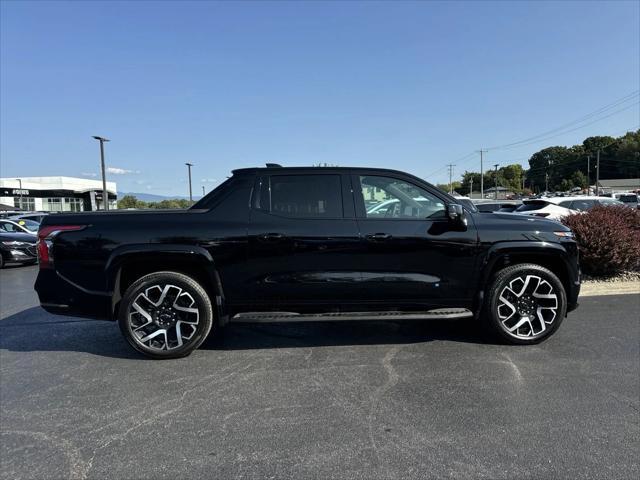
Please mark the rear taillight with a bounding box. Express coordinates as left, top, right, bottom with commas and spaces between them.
37, 225, 86, 269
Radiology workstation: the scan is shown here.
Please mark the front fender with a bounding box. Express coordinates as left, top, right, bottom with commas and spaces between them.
477, 240, 580, 314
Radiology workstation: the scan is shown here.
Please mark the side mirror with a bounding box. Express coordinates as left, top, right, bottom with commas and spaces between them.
446, 203, 467, 228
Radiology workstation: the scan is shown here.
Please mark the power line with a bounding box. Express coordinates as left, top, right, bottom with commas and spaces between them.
487, 102, 639, 152
485, 90, 639, 151
438, 92, 639, 176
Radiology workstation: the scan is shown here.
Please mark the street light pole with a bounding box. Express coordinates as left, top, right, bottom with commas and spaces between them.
493, 164, 499, 200
202, 185, 205, 196
17, 178, 22, 210
92, 136, 110, 210
185, 163, 194, 202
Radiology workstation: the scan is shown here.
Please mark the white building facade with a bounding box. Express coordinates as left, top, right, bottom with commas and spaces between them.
0, 176, 117, 212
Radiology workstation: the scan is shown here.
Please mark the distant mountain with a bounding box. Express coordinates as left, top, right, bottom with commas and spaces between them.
117, 192, 203, 202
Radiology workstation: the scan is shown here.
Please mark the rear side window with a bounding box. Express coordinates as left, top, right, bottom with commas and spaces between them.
571, 199, 596, 211
617, 194, 638, 203
558, 201, 573, 208
515, 201, 549, 212
267, 175, 343, 218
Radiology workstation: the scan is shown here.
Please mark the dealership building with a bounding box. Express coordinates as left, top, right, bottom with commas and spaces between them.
0, 176, 117, 212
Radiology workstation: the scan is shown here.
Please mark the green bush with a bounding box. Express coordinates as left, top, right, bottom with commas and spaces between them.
562, 205, 640, 277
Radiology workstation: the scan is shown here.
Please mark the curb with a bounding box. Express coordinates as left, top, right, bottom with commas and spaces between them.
579, 281, 640, 297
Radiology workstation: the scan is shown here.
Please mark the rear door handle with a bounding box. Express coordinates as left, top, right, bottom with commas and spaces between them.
259, 232, 285, 242
366, 233, 392, 242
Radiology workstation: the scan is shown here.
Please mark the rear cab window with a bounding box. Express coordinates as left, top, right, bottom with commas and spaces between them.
253, 174, 345, 219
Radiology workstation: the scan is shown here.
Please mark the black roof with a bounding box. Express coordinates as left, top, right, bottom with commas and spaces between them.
232, 165, 423, 177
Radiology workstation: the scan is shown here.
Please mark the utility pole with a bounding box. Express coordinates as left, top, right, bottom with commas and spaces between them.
586, 155, 591, 193
202, 185, 205, 197
493, 164, 499, 200
185, 163, 194, 202
469, 178, 473, 198
92, 136, 110, 210
447, 164, 456, 194
477, 149, 487, 198
595, 149, 600, 196
545, 172, 549, 193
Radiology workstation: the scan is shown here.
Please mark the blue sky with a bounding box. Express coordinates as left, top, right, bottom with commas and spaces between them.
1, 0, 639, 196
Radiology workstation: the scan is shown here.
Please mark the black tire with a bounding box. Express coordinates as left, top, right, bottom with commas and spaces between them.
483, 263, 567, 345
0, 253, 4, 269
118, 271, 214, 359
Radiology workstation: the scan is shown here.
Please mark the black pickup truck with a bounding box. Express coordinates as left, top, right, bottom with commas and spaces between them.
35, 166, 580, 359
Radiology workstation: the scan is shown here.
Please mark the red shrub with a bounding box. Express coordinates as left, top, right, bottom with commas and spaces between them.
562, 205, 640, 277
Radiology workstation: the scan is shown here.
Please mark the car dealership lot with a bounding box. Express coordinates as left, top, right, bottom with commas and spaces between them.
1, 266, 638, 480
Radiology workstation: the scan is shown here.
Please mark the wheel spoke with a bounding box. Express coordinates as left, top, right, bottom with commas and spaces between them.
497, 274, 559, 340
128, 283, 201, 352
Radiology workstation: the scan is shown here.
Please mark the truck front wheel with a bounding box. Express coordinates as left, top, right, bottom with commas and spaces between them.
118, 271, 214, 359
484, 263, 567, 344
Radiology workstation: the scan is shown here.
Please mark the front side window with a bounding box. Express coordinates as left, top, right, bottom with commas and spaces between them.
267, 175, 343, 218
0, 221, 20, 233
359, 175, 445, 219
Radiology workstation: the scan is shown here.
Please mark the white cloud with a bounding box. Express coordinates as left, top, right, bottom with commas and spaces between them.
201, 178, 217, 183
81, 172, 97, 177
107, 167, 140, 175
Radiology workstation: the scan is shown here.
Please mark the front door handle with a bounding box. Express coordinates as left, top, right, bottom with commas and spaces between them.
366, 233, 392, 242
259, 232, 285, 242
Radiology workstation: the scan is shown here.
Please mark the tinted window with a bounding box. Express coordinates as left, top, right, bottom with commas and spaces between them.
269, 175, 343, 218
571, 199, 596, 211
558, 201, 573, 208
617, 194, 638, 204
359, 175, 445, 219
598, 198, 624, 207
515, 200, 549, 212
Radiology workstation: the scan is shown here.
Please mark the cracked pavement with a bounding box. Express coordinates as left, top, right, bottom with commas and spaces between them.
1, 265, 638, 479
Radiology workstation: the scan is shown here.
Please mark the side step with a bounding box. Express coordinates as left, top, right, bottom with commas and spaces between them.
232, 308, 473, 323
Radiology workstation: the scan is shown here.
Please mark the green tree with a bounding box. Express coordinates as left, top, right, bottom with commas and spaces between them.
571, 170, 588, 189
118, 195, 146, 209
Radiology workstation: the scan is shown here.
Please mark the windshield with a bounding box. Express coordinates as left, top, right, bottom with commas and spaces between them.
16, 219, 39, 230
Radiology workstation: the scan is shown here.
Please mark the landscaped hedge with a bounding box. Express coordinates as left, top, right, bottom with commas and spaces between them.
562, 205, 640, 277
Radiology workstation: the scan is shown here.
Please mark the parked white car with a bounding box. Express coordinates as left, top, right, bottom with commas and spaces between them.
513, 196, 623, 221
612, 192, 639, 209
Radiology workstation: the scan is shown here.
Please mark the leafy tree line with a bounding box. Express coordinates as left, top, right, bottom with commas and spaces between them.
526, 130, 639, 191
440, 129, 639, 195
437, 163, 528, 196
117, 195, 193, 209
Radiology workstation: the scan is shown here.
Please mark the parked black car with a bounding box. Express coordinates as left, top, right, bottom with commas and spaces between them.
35, 166, 580, 359
0, 231, 38, 268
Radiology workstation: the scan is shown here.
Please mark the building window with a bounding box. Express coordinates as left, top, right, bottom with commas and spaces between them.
63, 198, 83, 212
13, 197, 35, 211
45, 198, 63, 212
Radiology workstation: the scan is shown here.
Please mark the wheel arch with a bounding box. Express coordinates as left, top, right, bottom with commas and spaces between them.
105, 244, 225, 321
476, 242, 574, 315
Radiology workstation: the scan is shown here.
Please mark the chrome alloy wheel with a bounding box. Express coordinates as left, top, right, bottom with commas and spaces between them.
496, 274, 558, 339
127, 284, 200, 351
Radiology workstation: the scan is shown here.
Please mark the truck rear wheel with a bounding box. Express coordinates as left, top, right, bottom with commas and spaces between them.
484, 263, 567, 344
118, 271, 214, 359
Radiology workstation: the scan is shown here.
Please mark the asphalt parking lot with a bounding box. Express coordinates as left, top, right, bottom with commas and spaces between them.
1, 265, 638, 479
